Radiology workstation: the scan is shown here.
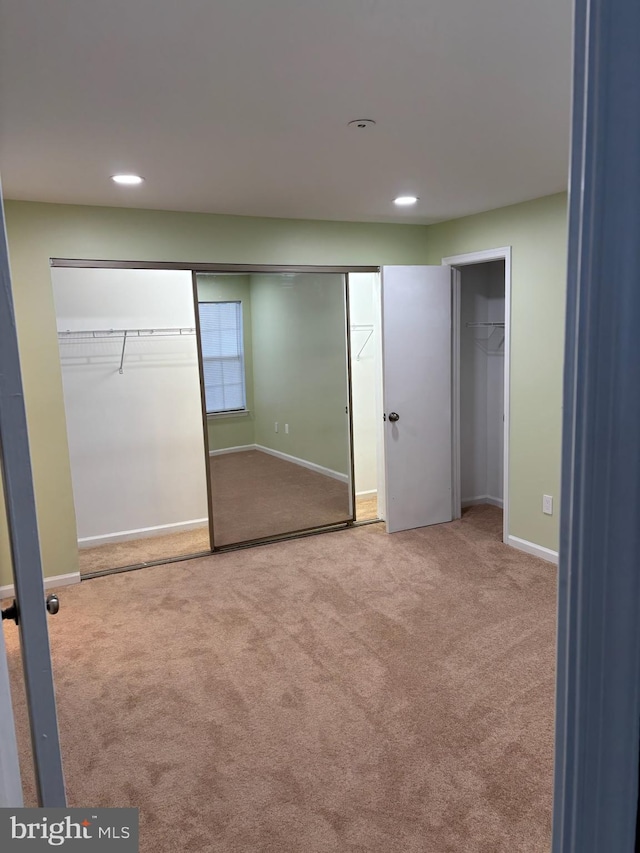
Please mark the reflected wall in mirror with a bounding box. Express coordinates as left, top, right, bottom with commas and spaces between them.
51, 267, 211, 575
197, 272, 353, 547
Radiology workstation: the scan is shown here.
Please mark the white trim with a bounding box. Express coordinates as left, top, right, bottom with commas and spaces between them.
356, 489, 378, 497
77, 518, 208, 548
255, 445, 349, 483
462, 495, 504, 509
451, 268, 462, 520
0, 571, 81, 601
207, 443, 349, 483
372, 271, 387, 522
442, 247, 512, 266
209, 444, 256, 456
206, 409, 251, 420
344, 275, 356, 517
507, 535, 558, 565
442, 246, 512, 547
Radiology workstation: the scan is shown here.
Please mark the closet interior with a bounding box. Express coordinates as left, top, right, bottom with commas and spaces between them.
52, 267, 210, 575
459, 260, 506, 511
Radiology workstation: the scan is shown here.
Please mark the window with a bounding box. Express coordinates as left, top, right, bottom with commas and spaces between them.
198, 301, 247, 414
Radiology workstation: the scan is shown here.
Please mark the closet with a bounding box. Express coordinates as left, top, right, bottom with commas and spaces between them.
459, 261, 505, 509
51, 263, 367, 574
52, 267, 210, 575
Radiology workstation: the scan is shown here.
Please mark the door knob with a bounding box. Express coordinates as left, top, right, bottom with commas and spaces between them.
1, 595, 60, 625
46, 594, 60, 615
1, 599, 19, 625
388, 412, 400, 422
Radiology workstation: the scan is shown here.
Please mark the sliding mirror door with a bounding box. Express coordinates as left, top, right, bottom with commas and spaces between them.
51, 267, 211, 575
196, 271, 353, 547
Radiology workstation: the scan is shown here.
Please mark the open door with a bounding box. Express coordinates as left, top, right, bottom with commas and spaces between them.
0, 193, 65, 804
381, 266, 452, 533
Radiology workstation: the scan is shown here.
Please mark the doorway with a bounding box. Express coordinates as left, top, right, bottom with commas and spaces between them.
444, 248, 512, 544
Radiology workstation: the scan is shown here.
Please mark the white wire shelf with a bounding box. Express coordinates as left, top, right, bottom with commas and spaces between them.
57, 328, 196, 373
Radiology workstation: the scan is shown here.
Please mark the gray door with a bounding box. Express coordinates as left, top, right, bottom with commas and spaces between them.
0, 190, 66, 805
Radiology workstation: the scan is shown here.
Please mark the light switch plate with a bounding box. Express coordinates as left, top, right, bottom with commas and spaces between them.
543, 495, 553, 515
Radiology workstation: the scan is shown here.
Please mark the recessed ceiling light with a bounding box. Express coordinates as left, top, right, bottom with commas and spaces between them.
394, 195, 419, 206
111, 174, 144, 185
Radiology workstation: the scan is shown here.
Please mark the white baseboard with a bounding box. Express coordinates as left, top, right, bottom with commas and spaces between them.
462, 495, 504, 509
255, 445, 349, 483
507, 535, 559, 565
209, 444, 257, 456
356, 489, 378, 497
208, 443, 349, 484
0, 571, 80, 601
78, 518, 209, 549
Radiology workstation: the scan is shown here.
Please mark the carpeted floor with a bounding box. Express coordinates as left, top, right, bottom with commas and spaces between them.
78, 451, 359, 574
5, 505, 556, 852
78, 525, 211, 575
209, 450, 351, 546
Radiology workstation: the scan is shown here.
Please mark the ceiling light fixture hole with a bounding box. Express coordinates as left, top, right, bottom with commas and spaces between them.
348, 119, 376, 130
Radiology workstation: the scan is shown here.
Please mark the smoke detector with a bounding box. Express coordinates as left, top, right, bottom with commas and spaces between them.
348, 119, 376, 129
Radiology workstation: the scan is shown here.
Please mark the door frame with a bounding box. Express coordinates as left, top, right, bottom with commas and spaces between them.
441, 247, 512, 545
553, 0, 640, 848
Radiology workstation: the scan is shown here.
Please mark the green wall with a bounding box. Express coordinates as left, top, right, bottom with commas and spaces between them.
197, 272, 350, 473
251, 274, 350, 476
425, 193, 568, 551
0, 194, 568, 588
196, 275, 256, 451
1, 200, 430, 587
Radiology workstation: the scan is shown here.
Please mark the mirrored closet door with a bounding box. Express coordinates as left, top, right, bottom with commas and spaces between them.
195, 271, 354, 547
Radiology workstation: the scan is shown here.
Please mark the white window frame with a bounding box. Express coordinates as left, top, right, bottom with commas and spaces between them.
198, 300, 248, 416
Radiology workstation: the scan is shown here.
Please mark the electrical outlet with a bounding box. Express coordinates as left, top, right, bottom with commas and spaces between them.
543, 495, 553, 515
274, 422, 278, 433
284, 423, 289, 434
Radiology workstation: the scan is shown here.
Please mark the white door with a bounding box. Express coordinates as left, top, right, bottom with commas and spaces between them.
382, 266, 452, 533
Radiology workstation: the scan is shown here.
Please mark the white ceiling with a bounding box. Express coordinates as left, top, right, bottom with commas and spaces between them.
0, 0, 573, 224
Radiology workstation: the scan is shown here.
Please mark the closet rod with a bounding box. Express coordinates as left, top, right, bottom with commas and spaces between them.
466, 322, 505, 328
57, 327, 196, 338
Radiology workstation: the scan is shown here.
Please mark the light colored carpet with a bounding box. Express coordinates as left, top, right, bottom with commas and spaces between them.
78, 450, 354, 574
5, 505, 555, 852
209, 450, 351, 546
78, 526, 211, 575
